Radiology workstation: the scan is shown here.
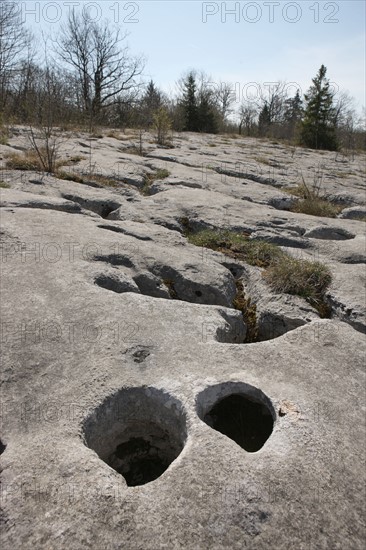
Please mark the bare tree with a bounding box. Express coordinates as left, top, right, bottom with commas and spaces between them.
332, 91, 360, 156
56, 8, 145, 120
238, 101, 258, 136
0, 1, 32, 111
215, 81, 236, 122
257, 81, 288, 136
333, 91, 355, 127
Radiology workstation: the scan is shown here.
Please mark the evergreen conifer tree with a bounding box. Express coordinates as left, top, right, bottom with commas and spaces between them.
181, 72, 198, 131
300, 65, 338, 150
258, 103, 271, 136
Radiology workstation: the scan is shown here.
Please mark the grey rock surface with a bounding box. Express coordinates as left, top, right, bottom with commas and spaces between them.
0, 129, 365, 549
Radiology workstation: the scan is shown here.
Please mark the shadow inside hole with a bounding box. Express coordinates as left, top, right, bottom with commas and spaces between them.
110, 429, 175, 487
204, 394, 273, 452
94, 254, 135, 268
83, 387, 187, 487
0, 439, 6, 455
197, 383, 275, 453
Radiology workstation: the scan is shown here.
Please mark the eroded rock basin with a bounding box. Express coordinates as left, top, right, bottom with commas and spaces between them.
83, 387, 187, 487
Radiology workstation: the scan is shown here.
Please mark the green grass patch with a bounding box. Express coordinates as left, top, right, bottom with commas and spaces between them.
0, 181, 11, 188
187, 227, 332, 316
56, 170, 119, 187
263, 256, 332, 316
291, 197, 342, 218
283, 180, 343, 218
187, 228, 282, 268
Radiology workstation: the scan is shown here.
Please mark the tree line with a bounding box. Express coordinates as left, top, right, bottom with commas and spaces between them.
0, 2, 364, 152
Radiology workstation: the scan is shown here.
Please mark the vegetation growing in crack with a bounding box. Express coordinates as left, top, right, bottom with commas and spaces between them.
283, 173, 342, 218
56, 170, 120, 187
141, 168, 170, 195
186, 228, 282, 268
263, 256, 332, 317
163, 278, 178, 299
233, 280, 258, 343
186, 227, 332, 317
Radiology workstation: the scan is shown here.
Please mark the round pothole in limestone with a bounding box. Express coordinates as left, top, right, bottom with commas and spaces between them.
82, 387, 187, 487
196, 382, 275, 453
0, 439, 6, 455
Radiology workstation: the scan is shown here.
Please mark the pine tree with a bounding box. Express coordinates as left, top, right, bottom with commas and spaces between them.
143, 80, 162, 111
181, 72, 198, 131
141, 80, 162, 126
284, 89, 303, 139
258, 103, 271, 136
284, 89, 303, 123
300, 65, 338, 150
197, 89, 218, 134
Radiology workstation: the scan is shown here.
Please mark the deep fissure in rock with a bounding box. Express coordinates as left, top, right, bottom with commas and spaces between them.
197, 383, 274, 452
94, 274, 138, 294
94, 254, 135, 268
83, 387, 187, 487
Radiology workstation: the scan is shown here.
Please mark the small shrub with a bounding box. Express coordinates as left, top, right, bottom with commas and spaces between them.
0, 181, 11, 188
153, 107, 172, 146
28, 125, 65, 173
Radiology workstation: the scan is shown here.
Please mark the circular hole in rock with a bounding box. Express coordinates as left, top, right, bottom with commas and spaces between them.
195, 290, 203, 297
0, 439, 6, 455
196, 382, 275, 452
82, 387, 187, 487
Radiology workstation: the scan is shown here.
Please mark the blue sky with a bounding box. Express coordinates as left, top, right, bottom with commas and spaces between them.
23, 1, 365, 111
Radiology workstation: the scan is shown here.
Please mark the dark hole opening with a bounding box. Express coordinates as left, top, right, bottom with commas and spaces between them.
109, 436, 171, 487
204, 394, 273, 452
0, 439, 6, 455
195, 290, 203, 297
83, 388, 187, 487
94, 254, 134, 268
100, 206, 117, 219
